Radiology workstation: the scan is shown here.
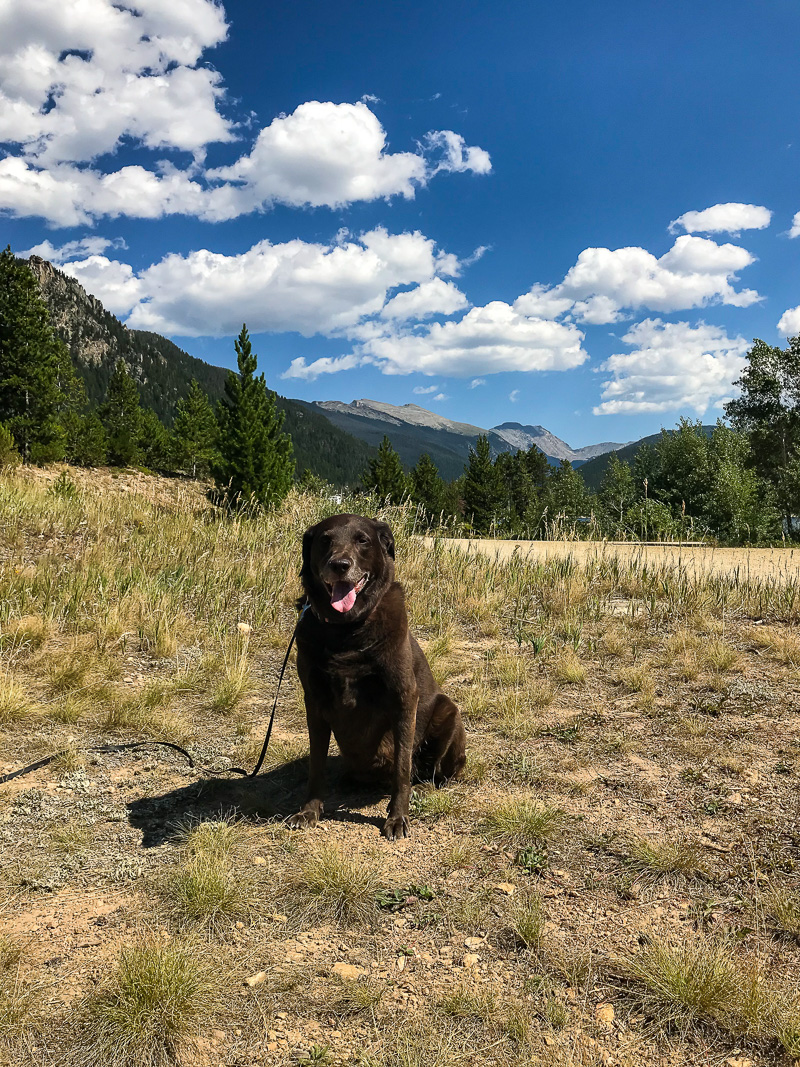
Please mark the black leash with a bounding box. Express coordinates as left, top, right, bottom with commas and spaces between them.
0, 604, 309, 788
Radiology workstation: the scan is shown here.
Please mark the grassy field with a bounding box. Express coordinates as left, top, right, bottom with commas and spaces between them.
2, 465, 800, 1066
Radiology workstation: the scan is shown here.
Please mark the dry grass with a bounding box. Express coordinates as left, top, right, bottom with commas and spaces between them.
3, 470, 800, 1067
280, 842, 382, 926
76, 938, 215, 1067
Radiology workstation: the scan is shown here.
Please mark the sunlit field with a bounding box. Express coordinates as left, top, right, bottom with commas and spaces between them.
2, 465, 800, 1066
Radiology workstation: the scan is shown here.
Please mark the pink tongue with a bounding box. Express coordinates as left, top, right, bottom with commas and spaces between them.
331, 581, 357, 613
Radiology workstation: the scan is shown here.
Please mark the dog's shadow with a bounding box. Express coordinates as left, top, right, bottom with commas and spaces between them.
127, 756, 390, 848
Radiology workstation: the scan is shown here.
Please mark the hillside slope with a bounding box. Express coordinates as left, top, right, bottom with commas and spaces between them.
25, 255, 374, 486
578, 426, 715, 491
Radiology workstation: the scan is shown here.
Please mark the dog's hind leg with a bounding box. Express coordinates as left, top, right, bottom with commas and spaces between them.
426, 695, 466, 784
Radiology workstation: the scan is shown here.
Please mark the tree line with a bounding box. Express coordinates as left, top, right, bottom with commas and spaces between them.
2, 246, 799, 542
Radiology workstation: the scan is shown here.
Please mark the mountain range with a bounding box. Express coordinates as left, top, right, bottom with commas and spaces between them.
26, 253, 645, 485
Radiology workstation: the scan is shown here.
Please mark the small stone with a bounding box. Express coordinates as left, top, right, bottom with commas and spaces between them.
595, 1002, 615, 1029
464, 936, 484, 949
211, 1029, 226, 1044
270, 913, 288, 923
237, 623, 252, 636
235, 921, 244, 929
462, 953, 479, 968
494, 882, 516, 895
332, 963, 364, 981
396, 955, 406, 971
267, 1042, 278, 1052
727, 792, 743, 806
253, 856, 267, 866
725, 1058, 754, 1067
244, 971, 267, 988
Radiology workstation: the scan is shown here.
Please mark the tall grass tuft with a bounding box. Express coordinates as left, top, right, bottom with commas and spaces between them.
77, 938, 215, 1067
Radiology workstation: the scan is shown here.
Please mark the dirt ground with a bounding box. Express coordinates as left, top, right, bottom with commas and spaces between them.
2, 470, 800, 1067
430, 538, 800, 584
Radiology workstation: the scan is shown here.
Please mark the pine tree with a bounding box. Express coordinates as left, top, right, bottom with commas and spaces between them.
363, 435, 409, 501
64, 411, 107, 467
101, 360, 143, 466
139, 408, 172, 470
462, 435, 504, 534
409, 452, 446, 524
215, 325, 294, 509
0, 247, 68, 462
173, 379, 219, 478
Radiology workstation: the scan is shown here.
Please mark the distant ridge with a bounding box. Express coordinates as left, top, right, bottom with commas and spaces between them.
308, 398, 627, 480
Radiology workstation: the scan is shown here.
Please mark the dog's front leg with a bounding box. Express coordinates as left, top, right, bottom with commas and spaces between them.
287, 707, 330, 829
383, 695, 417, 841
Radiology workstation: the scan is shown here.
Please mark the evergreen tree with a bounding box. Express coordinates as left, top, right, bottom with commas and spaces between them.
101, 360, 143, 466
0, 422, 20, 467
409, 452, 446, 524
0, 247, 68, 462
139, 408, 173, 470
173, 379, 219, 478
63, 410, 107, 467
725, 337, 800, 537
215, 325, 294, 509
599, 452, 636, 527
363, 435, 409, 501
462, 435, 504, 534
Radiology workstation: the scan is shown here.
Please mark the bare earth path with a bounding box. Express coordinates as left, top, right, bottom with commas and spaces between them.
427, 537, 800, 583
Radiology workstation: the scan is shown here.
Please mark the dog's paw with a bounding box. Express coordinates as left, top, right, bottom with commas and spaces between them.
382, 814, 410, 841
286, 809, 320, 830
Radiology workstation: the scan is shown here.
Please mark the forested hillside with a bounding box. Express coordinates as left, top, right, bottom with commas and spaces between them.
26, 255, 374, 485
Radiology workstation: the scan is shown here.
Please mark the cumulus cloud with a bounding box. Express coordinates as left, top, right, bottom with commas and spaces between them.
669, 203, 772, 235
789, 211, 800, 239
470, 378, 486, 388
59, 255, 142, 316
69, 228, 463, 337
433, 393, 449, 401
594, 319, 749, 416
515, 235, 761, 325
0, 2, 490, 225
380, 278, 468, 320
509, 389, 520, 402
423, 130, 492, 175
0, 103, 491, 225
20, 235, 124, 262
778, 305, 800, 335
352, 302, 587, 378
0, 0, 231, 164
413, 385, 439, 394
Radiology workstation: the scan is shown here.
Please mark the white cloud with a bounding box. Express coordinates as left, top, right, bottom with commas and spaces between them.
353, 301, 587, 378
20, 235, 123, 262
433, 393, 449, 401
413, 385, 439, 394
509, 389, 520, 402
283, 354, 367, 380
59, 255, 142, 316
470, 378, 486, 388
789, 211, 800, 239
0, 3, 490, 226
0, 107, 491, 226
669, 203, 772, 235
594, 319, 749, 415
0, 0, 231, 164
380, 278, 468, 320
515, 235, 761, 325
75, 227, 463, 337
778, 305, 800, 335
423, 130, 492, 176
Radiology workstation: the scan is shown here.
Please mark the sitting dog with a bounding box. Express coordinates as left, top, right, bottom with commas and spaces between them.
287, 514, 466, 840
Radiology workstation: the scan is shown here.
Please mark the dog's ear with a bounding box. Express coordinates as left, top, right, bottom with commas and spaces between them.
300, 523, 317, 582
372, 519, 395, 560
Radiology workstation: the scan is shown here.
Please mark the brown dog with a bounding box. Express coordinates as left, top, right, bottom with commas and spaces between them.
287, 514, 466, 840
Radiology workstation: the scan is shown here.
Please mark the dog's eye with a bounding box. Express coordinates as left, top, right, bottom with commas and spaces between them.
356, 535, 370, 546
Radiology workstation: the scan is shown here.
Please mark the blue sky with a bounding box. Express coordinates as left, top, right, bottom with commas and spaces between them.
2, 0, 799, 448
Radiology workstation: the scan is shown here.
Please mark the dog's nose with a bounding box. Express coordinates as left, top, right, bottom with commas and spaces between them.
329, 557, 352, 575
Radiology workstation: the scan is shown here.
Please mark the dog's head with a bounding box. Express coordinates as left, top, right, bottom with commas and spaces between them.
300, 514, 396, 624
